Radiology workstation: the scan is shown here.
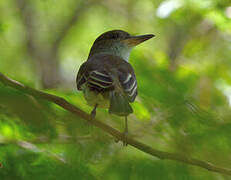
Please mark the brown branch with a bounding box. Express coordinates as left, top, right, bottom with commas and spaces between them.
15, 0, 39, 58
52, 0, 94, 53
15, 0, 61, 88
0, 72, 231, 176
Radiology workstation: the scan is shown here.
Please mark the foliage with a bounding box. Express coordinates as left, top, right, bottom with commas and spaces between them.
0, 0, 231, 179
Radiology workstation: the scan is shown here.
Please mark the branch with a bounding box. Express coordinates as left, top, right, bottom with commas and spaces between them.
52, 0, 94, 53
15, 0, 39, 58
15, 0, 62, 88
0, 72, 231, 176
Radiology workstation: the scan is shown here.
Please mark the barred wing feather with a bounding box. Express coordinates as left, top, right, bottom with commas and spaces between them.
77, 66, 113, 91
119, 72, 137, 102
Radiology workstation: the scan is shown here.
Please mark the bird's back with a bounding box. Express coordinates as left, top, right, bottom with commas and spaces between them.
77, 53, 138, 103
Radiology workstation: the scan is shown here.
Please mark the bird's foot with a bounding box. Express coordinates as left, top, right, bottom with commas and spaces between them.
123, 116, 128, 146
86, 104, 98, 132
90, 104, 98, 122
114, 130, 128, 146
90, 109, 96, 121
115, 116, 129, 146
122, 131, 128, 146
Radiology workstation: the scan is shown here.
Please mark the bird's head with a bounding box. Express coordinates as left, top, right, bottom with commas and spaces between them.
89, 30, 154, 61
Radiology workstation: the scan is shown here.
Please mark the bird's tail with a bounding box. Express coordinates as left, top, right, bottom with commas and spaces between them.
108, 70, 133, 116
109, 91, 133, 116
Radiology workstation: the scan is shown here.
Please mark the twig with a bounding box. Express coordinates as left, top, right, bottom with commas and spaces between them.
0, 72, 231, 176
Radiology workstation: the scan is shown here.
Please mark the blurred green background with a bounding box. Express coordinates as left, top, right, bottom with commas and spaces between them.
1, 0, 231, 179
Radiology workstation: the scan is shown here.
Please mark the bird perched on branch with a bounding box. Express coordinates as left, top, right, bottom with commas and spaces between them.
76, 30, 154, 145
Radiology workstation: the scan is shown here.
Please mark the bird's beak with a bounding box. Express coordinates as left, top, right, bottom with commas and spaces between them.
122, 34, 155, 46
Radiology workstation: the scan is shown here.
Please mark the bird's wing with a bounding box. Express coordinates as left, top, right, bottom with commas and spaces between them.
118, 71, 137, 102
76, 62, 87, 90
87, 70, 113, 90
76, 61, 113, 91
103, 55, 138, 102
77, 55, 137, 102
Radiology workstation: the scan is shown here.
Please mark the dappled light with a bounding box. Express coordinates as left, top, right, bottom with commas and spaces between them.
1, 0, 231, 179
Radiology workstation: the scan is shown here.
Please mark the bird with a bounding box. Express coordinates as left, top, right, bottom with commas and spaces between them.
76, 30, 154, 145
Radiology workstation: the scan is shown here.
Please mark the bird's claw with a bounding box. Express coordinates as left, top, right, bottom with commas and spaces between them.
90, 110, 96, 121
122, 131, 128, 146
115, 116, 129, 146
114, 131, 128, 146
90, 104, 97, 121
